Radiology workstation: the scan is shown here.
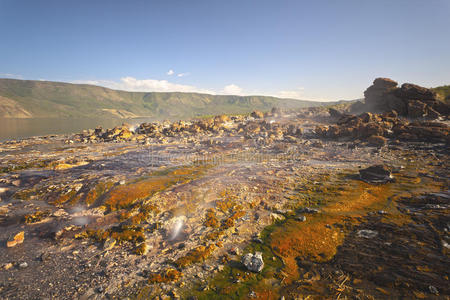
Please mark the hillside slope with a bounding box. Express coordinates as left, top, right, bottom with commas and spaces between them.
0, 79, 325, 119
432, 85, 450, 104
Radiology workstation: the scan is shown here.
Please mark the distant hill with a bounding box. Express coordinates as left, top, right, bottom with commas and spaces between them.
432, 85, 450, 104
0, 78, 327, 119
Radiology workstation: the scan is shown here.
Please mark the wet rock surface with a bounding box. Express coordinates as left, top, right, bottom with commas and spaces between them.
0, 80, 449, 299
330, 190, 450, 298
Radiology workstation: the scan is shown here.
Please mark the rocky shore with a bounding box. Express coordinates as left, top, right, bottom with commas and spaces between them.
0, 78, 449, 299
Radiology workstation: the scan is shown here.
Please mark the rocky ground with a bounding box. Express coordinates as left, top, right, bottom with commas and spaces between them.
0, 79, 449, 299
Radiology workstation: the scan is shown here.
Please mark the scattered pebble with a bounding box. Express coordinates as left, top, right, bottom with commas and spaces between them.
7, 231, 25, 248
295, 215, 306, 222
357, 229, 378, 239
429, 285, 439, 295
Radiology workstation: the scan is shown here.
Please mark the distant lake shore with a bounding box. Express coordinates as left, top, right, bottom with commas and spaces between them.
0, 117, 159, 141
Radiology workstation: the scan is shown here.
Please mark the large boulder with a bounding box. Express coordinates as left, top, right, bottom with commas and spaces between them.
373, 78, 398, 89
395, 83, 437, 102
242, 252, 264, 272
361, 78, 448, 119
385, 94, 407, 116
363, 78, 399, 113
329, 108, 344, 118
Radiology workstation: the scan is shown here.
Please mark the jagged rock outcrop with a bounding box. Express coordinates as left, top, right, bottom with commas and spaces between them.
316, 111, 450, 144
354, 78, 449, 119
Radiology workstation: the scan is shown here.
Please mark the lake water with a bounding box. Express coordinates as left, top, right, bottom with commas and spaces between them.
0, 117, 157, 141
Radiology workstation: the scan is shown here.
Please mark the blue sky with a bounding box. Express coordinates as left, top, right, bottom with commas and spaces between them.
0, 0, 449, 100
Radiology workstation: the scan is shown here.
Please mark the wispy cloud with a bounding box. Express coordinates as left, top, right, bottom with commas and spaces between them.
177, 72, 190, 77
0, 73, 23, 79
71, 77, 327, 101
73, 77, 215, 94
167, 69, 174, 75
275, 87, 305, 99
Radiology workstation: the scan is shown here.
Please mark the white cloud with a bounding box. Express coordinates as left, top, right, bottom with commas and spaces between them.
0, 73, 23, 79
275, 87, 305, 99
222, 84, 243, 95
177, 72, 190, 77
71, 77, 327, 101
73, 77, 215, 94
167, 69, 174, 75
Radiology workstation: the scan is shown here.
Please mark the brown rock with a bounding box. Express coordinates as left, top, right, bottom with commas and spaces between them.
385, 94, 407, 115
426, 107, 440, 120
287, 124, 303, 136
373, 78, 398, 89
7, 231, 24, 247
326, 125, 341, 138
368, 135, 387, 147
431, 100, 450, 115
251, 111, 264, 119
214, 115, 230, 125
315, 125, 328, 137
396, 83, 437, 101
357, 123, 384, 138
270, 107, 281, 116
364, 78, 399, 110
407, 100, 427, 119
329, 108, 343, 118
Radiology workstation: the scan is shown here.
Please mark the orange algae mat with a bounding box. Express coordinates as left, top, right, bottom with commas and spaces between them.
104, 165, 207, 211
269, 171, 444, 287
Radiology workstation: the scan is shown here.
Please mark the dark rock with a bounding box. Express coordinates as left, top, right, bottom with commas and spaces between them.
359, 165, 394, 184
270, 107, 281, 116
252, 237, 263, 244
329, 108, 343, 118
396, 83, 437, 101
349, 101, 366, 114
407, 100, 427, 118
251, 111, 264, 119
385, 94, 407, 115
364, 78, 399, 111
361, 78, 447, 120
373, 78, 398, 89
300, 207, 320, 214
